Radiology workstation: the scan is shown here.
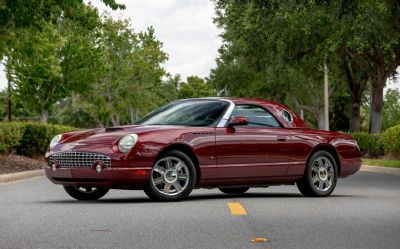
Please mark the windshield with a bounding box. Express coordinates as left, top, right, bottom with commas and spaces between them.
135, 100, 229, 127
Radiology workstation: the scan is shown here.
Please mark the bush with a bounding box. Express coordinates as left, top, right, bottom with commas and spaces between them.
351, 132, 384, 157
382, 125, 400, 156
0, 122, 27, 154
0, 122, 77, 157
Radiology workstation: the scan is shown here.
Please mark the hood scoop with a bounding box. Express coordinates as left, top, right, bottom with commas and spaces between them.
105, 127, 125, 132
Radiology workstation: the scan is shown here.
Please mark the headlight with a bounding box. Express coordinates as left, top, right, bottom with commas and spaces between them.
49, 134, 62, 149
118, 134, 138, 153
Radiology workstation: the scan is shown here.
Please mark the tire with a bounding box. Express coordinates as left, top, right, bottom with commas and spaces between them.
219, 187, 249, 194
144, 150, 197, 201
296, 150, 338, 197
63, 186, 109, 201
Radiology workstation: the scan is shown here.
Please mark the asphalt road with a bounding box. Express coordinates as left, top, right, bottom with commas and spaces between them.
1, 171, 399, 249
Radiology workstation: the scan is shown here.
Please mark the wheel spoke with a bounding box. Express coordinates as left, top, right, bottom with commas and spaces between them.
312, 175, 319, 184
311, 166, 319, 173
153, 177, 164, 185
173, 182, 182, 192
153, 165, 165, 175
175, 162, 183, 172
163, 183, 172, 193
178, 173, 188, 181
166, 159, 173, 169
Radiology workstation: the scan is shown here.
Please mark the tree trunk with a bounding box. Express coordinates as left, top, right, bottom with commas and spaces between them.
369, 82, 384, 133
7, 79, 12, 122
323, 58, 329, 131
6, 60, 12, 122
40, 109, 49, 123
349, 101, 361, 132
317, 110, 325, 130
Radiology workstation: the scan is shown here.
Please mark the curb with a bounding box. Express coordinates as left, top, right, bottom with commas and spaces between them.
0, 169, 44, 184
360, 165, 400, 175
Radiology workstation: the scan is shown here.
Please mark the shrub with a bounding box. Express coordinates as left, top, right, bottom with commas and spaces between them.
0, 122, 27, 154
0, 122, 77, 157
351, 132, 384, 157
382, 125, 400, 156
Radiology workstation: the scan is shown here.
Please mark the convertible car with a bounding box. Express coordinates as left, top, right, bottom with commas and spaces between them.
45, 98, 361, 201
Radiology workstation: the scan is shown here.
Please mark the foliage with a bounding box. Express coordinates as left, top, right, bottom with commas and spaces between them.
7, 4, 105, 123
382, 125, 400, 156
0, 122, 76, 156
178, 76, 213, 99
0, 122, 26, 153
351, 132, 384, 157
211, 0, 400, 132
362, 158, 400, 168
382, 89, 400, 130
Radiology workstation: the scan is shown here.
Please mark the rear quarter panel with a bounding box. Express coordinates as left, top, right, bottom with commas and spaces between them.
287, 129, 362, 177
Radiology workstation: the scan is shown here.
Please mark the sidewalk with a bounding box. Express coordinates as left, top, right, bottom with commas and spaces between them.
0, 169, 44, 184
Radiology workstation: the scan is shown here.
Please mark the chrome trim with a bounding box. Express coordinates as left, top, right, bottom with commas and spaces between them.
216, 99, 235, 127
48, 152, 111, 168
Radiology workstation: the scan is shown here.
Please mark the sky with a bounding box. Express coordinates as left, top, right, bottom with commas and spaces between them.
0, 0, 399, 92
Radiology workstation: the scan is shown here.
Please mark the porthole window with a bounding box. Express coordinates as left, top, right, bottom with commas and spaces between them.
281, 110, 293, 123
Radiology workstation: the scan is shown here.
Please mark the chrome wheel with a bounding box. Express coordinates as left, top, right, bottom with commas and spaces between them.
311, 156, 335, 192
151, 156, 190, 196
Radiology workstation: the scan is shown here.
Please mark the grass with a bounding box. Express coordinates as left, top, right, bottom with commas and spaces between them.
362, 158, 400, 168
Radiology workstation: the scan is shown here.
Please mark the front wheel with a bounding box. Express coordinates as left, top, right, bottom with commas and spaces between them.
296, 150, 338, 197
63, 186, 109, 201
144, 150, 196, 201
219, 187, 249, 194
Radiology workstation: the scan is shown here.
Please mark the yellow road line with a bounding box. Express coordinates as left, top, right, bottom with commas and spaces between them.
251, 237, 269, 243
227, 202, 247, 216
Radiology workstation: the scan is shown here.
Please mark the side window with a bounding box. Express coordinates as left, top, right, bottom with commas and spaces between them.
231, 105, 281, 128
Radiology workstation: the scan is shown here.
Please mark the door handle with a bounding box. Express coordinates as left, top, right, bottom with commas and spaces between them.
277, 136, 287, 141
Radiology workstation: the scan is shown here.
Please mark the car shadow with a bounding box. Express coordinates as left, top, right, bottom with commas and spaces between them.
36, 192, 358, 204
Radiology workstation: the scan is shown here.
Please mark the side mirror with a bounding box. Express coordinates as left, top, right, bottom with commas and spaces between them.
228, 116, 248, 127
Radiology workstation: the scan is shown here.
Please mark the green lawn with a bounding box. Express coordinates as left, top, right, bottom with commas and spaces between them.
362, 158, 400, 168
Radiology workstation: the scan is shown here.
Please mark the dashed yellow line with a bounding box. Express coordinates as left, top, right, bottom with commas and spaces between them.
252, 237, 269, 243
227, 202, 247, 216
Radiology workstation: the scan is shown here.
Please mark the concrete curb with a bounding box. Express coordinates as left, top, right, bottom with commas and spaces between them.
360, 165, 400, 175
0, 169, 44, 184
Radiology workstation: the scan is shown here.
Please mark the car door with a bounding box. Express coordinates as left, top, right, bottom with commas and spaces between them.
215, 104, 292, 179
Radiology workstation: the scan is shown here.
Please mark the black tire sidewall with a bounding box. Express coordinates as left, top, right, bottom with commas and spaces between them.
219, 187, 249, 194
63, 186, 109, 201
145, 150, 197, 201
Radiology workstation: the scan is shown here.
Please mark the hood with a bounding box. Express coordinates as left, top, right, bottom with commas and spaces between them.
52, 125, 183, 153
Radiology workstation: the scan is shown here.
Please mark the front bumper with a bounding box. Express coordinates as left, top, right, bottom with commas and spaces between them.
45, 166, 151, 188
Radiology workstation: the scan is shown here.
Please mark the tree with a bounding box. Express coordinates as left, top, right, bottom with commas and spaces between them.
211, 0, 400, 132
77, 16, 168, 127
382, 89, 400, 130
210, 0, 340, 129
178, 76, 213, 99
7, 4, 104, 123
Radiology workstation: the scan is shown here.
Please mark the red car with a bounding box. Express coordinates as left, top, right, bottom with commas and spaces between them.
45, 98, 361, 201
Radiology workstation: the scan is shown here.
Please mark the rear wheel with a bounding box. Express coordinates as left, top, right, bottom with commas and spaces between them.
63, 186, 109, 201
144, 150, 196, 201
296, 150, 338, 197
219, 187, 249, 194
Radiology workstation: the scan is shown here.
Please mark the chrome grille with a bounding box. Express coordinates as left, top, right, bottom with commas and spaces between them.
48, 152, 111, 168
